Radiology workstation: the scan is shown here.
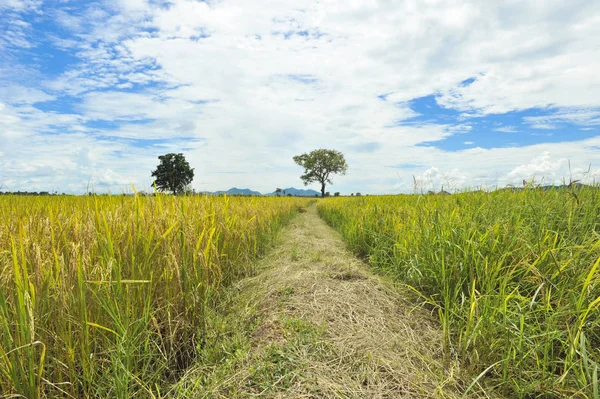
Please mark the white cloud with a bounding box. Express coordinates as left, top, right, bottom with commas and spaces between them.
0, 85, 54, 104
0, 16, 35, 50
494, 126, 519, 133
412, 167, 469, 193
0, 0, 40, 11
524, 109, 600, 129
507, 152, 567, 181
2, 0, 600, 193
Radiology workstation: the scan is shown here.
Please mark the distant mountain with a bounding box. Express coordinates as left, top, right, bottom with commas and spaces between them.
198, 187, 321, 196
265, 187, 320, 197
219, 187, 263, 196
200, 187, 263, 196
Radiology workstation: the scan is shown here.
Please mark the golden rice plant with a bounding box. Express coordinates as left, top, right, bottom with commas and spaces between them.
0, 194, 308, 398
318, 187, 600, 398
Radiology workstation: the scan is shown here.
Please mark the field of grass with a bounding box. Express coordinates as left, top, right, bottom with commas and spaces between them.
318, 188, 600, 398
0, 194, 308, 398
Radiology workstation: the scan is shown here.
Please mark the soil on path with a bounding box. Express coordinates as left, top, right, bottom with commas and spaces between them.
175, 204, 489, 398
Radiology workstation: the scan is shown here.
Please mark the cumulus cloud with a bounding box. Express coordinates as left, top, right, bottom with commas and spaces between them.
507, 152, 567, 181
413, 167, 469, 193
1, 0, 600, 193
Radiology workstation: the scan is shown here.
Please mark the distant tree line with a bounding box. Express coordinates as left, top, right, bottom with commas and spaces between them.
0, 191, 56, 196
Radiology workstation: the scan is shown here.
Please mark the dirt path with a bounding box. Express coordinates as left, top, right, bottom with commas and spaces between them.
175, 204, 486, 398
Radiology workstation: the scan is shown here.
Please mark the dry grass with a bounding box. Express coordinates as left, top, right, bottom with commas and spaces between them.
176, 204, 491, 398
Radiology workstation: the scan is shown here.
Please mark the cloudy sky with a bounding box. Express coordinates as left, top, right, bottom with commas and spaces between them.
1, 0, 599, 194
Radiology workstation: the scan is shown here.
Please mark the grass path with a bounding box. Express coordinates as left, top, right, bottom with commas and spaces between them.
173, 204, 489, 398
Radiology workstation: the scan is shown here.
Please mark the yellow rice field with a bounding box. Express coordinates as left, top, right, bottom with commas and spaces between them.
0, 194, 308, 398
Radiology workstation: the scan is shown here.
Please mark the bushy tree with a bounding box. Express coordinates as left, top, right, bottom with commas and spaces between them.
151, 153, 194, 195
293, 149, 348, 198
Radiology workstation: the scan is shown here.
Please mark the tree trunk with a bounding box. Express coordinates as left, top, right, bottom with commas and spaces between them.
321, 182, 326, 198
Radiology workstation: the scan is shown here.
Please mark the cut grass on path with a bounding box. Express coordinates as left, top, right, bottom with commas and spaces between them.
172, 204, 494, 398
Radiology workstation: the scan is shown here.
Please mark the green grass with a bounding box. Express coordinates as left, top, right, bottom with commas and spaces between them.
0, 194, 309, 398
318, 187, 600, 398
170, 285, 328, 398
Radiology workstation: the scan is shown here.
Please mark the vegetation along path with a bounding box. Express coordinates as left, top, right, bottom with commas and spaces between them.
173, 204, 490, 398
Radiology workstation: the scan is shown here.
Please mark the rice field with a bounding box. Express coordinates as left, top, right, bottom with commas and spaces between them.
0, 194, 308, 398
3, 189, 599, 398
318, 188, 600, 398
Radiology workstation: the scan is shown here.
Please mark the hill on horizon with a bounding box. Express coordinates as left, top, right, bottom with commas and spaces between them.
198, 187, 262, 196
199, 187, 321, 196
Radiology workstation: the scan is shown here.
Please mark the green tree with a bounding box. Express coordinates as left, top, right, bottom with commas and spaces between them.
293, 149, 348, 198
151, 153, 194, 195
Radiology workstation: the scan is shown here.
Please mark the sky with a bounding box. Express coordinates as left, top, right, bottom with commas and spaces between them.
1, 0, 600, 194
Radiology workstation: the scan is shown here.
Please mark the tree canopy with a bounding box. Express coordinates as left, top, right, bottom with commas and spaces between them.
293, 149, 348, 198
151, 153, 194, 195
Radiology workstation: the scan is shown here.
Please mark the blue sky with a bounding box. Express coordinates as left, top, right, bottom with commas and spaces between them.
1, 0, 600, 194
395, 94, 600, 151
